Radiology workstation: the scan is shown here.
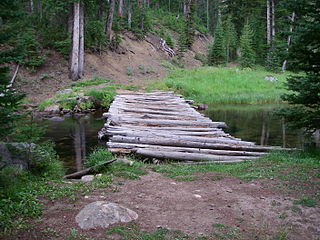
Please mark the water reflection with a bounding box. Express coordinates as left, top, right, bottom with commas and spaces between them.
38, 112, 104, 173
205, 104, 306, 148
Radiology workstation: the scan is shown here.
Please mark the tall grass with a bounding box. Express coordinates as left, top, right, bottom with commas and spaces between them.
150, 66, 292, 104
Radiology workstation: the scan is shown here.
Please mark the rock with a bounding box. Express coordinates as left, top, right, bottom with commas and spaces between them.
81, 175, 95, 182
116, 157, 134, 166
265, 75, 278, 82
58, 89, 73, 94
44, 104, 60, 114
193, 194, 202, 198
0, 142, 38, 170
48, 116, 65, 122
76, 202, 138, 230
197, 104, 208, 111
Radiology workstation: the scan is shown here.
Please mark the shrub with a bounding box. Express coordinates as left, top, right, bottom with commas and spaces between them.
84, 147, 114, 168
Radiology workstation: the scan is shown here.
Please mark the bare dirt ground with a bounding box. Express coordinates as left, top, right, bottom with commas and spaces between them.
8, 169, 319, 240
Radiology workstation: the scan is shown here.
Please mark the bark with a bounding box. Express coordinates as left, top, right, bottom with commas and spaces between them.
69, 1, 80, 81
135, 149, 258, 162
107, 142, 267, 156
63, 159, 116, 179
282, 12, 295, 72
271, 0, 275, 40
106, 0, 115, 41
128, 0, 132, 28
109, 135, 285, 152
206, 0, 209, 29
118, 0, 124, 17
79, 3, 84, 77
266, 0, 271, 45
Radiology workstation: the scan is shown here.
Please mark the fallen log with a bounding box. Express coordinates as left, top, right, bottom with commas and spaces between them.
110, 136, 285, 152
107, 118, 227, 128
107, 142, 267, 156
135, 149, 257, 162
108, 131, 246, 144
63, 159, 116, 179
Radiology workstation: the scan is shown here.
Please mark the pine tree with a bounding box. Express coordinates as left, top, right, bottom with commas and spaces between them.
208, 18, 226, 65
0, 66, 25, 140
223, 15, 237, 63
278, 0, 320, 133
239, 23, 255, 68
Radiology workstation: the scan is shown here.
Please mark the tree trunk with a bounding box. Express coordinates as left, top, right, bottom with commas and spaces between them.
30, 0, 34, 14
79, 3, 84, 77
271, 0, 275, 40
206, 0, 209, 29
282, 12, 295, 72
69, 1, 80, 81
118, 0, 124, 17
106, 0, 115, 41
128, 0, 132, 29
266, 0, 271, 45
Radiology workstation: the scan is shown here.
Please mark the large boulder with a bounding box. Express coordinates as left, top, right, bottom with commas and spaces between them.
76, 202, 138, 230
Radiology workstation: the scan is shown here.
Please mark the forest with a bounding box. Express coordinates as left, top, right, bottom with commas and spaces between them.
0, 0, 319, 239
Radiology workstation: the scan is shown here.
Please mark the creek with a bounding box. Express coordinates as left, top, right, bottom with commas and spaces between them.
38, 104, 318, 173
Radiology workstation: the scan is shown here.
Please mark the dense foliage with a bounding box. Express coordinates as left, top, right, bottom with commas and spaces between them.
278, 0, 320, 133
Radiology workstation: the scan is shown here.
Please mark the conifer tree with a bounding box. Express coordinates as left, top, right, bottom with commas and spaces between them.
208, 18, 226, 65
278, 0, 320, 132
239, 23, 255, 68
223, 15, 237, 63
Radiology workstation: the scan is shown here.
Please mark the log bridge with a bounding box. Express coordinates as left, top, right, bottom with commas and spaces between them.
98, 91, 286, 164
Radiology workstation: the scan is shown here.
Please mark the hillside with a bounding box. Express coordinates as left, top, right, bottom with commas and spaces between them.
15, 31, 210, 105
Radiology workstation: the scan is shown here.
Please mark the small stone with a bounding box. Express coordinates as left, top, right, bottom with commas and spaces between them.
84, 196, 89, 199
59, 88, 73, 94
96, 174, 103, 177
48, 116, 64, 122
81, 175, 95, 182
194, 194, 202, 198
44, 104, 60, 114
264, 75, 278, 82
226, 190, 233, 193
170, 182, 177, 185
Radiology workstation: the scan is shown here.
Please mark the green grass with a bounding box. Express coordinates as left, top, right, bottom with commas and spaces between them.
69, 75, 111, 87
149, 66, 293, 104
293, 197, 317, 207
105, 222, 190, 240
105, 160, 148, 180
154, 150, 320, 198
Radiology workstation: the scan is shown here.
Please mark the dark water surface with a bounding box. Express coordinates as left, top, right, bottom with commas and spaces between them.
38, 105, 318, 173
205, 104, 305, 148
38, 112, 104, 173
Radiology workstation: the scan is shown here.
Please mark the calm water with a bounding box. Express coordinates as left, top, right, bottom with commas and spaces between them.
205, 104, 305, 148
38, 112, 104, 173
38, 105, 318, 173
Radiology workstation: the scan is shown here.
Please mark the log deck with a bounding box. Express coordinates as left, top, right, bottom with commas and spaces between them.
98, 91, 287, 163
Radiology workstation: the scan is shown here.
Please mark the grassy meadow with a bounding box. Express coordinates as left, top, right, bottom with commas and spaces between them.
149, 66, 292, 104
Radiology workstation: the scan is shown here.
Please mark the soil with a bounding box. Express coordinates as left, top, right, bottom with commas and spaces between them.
7, 169, 320, 240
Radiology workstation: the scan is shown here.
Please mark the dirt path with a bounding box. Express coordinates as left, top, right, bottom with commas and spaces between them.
11, 169, 319, 240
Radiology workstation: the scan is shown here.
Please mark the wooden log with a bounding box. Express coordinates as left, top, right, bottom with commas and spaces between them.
107, 118, 227, 128
135, 149, 257, 162
108, 125, 223, 132
107, 130, 245, 144
104, 108, 204, 118
109, 136, 283, 152
63, 159, 116, 179
106, 128, 227, 136
105, 113, 204, 121
107, 142, 267, 156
